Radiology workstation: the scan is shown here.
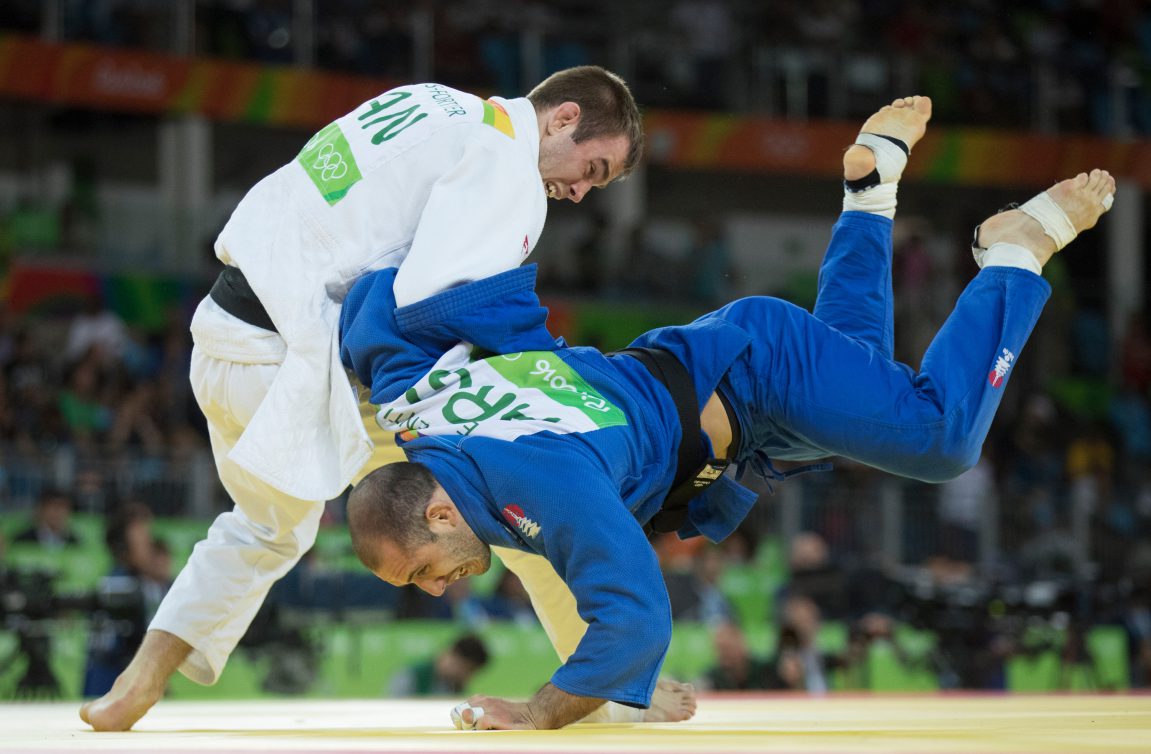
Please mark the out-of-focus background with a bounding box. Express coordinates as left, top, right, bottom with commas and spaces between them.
0, 0, 1149, 703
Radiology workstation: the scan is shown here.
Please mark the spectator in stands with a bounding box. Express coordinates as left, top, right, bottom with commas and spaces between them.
63, 295, 129, 370
57, 356, 113, 450
698, 620, 772, 691
13, 489, 80, 549
479, 570, 538, 626
1120, 311, 1151, 393
664, 543, 735, 625
774, 594, 832, 693
937, 450, 996, 564
688, 217, 735, 306
777, 531, 849, 621
388, 633, 490, 697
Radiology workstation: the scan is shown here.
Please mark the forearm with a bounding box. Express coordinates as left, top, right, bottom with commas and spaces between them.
526, 683, 606, 730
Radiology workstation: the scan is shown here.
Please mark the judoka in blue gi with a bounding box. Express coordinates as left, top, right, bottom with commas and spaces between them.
339, 97, 1117, 730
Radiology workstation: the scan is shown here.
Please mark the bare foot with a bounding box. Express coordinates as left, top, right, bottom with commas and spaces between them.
844, 95, 933, 181
976, 169, 1116, 268
79, 668, 164, 731
642, 679, 697, 723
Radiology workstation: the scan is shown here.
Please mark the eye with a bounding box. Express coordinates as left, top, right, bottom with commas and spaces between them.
587, 162, 596, 178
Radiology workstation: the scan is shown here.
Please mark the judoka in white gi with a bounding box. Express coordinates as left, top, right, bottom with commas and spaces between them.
80, 65, 643, 732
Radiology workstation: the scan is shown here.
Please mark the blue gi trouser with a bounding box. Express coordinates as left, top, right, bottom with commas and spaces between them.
716, 210, 1052, 483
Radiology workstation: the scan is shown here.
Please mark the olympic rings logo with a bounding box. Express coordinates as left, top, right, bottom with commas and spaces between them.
311, 143, 348, 182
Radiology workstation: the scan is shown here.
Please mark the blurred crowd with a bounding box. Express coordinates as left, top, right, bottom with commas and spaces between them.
2, 0, 1150, 135
0, 295, 208, 520
2, 0, 1151, 700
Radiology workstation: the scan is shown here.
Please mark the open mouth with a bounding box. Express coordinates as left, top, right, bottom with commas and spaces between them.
545, 181, 560, 199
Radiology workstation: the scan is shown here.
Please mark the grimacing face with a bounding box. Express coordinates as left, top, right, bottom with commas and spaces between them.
372, 498, 492, 597
537, 102, 631, 203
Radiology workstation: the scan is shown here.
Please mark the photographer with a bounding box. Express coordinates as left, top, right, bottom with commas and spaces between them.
12, 490, 80, 550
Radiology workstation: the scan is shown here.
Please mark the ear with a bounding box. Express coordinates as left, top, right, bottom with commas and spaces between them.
425, 495, 460, 533
547, 101, 582, 135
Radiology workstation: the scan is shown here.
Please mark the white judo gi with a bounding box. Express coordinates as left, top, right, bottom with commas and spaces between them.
151, 83, 547, 685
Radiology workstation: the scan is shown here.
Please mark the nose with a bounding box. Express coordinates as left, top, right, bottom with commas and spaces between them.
568, 181, 590, 203
416, 576, 447, 596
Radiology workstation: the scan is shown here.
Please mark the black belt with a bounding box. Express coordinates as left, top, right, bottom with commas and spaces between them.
615, 347, 732, 535
209, 266, 277, 333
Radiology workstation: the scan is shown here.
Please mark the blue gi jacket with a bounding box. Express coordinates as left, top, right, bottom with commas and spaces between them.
339, 265, 758, 707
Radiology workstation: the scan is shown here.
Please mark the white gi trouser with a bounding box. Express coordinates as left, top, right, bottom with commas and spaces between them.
150, 299, 322, 684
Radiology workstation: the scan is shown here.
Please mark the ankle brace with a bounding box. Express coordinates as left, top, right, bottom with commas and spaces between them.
842, 134, 909, 219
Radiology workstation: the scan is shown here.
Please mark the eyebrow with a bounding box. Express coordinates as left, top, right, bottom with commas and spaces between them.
597, 158, 611, 186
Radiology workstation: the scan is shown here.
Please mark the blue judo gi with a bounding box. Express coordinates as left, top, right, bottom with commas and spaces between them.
339, 210, 1050, 708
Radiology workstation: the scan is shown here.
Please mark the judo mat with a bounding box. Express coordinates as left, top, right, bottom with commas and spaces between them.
4, 693, 1149, 754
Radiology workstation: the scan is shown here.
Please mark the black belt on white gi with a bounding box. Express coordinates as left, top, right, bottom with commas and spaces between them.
208, 266, 278, 334
614, 347, 733, 535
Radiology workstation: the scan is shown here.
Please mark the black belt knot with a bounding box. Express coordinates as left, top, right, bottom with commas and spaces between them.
615, 347, 731, 535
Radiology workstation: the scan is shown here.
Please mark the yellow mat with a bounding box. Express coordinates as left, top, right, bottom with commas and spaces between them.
4, 694, 1149, 753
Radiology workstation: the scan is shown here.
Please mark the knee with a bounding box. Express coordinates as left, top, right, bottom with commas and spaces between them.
229, 502, 324, 557
920, 438, 981, 483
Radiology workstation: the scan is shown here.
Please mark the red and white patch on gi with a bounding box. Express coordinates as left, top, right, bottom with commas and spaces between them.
988, 347, 1015, 389
521, 234, 531, 260
502, 504, 541, 538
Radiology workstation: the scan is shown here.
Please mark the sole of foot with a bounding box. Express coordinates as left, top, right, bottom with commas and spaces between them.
976, 169, 1116, 268
844, 95, 933, 181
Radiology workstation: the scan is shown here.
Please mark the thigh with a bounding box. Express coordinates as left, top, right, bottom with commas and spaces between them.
725, 296, 940, 471
190, 346, 322, 539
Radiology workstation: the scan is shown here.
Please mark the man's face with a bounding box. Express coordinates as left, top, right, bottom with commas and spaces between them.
39, 497, 71, 533
538, 104, 631, 204
375, 519, 491, 597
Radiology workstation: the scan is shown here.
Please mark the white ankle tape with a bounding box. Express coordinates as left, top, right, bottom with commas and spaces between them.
843, 184, 897, 219
855, 133, 908, 184
581, 702, 645, 724
980, 242, 1043, 276
1019, 192, 1077, 251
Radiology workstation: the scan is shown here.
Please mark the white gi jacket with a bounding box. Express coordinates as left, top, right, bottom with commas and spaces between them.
159, 84, 547, 684
198, 85, 547, 501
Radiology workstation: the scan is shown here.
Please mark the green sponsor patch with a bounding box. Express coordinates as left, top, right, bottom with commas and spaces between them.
484, 352, 627, 429
297, 122, 363, 205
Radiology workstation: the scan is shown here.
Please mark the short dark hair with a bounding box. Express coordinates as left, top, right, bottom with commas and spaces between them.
450, 634, 490, 669
347, 462, 438, 571
528, 65, 644, 177
104, 501, 153, 563
38, 488, 73, 508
